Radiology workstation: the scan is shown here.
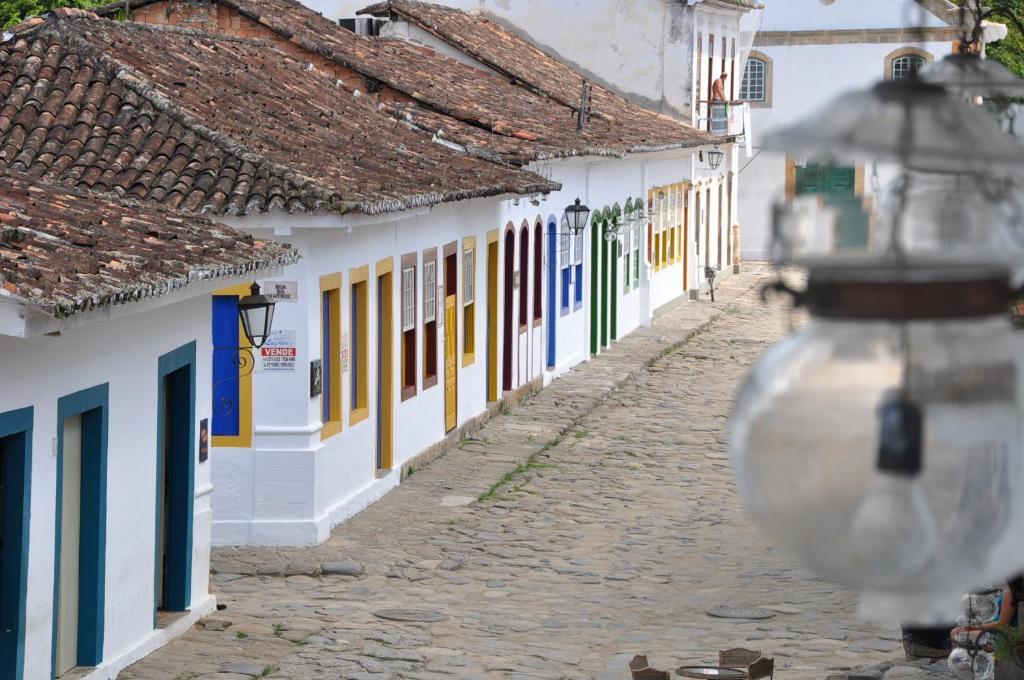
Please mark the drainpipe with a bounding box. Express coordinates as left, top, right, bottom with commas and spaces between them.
639, 159, 652, 328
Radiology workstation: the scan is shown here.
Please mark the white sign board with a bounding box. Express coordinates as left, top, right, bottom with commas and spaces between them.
261, 329, 297, 371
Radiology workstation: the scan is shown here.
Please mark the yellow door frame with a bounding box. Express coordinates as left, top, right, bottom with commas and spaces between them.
375, 257, 394, 470
442, 241, 459, 432
211, 281, 253, 448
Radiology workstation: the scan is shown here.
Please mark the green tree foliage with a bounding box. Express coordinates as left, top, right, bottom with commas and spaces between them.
954, 0, 1024, 78
987, 0, 1024, 78
0, 0, 110, 29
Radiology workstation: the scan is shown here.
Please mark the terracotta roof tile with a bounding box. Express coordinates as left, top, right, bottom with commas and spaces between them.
0, 169, 298, 319
93, 0, 716, 162
0, 16, 557, 216
356, 0, 717, 154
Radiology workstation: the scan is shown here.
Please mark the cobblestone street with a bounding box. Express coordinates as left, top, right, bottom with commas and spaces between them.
123, 265, 905, 680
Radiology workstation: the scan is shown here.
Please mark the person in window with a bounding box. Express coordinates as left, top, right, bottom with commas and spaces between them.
712, 73, 728, 103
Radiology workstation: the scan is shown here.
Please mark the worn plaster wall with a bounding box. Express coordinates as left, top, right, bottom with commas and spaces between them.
0, 295, 216, 680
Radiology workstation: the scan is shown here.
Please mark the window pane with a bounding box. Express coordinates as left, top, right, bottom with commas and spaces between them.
892, 55, 926, 81
740, 58, 765, 101
464, 250, 475, 305
423, 261, 436, 323
401, 267, 415, 332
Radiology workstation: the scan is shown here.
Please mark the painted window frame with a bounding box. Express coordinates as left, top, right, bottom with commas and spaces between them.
320, 273, 342, 440
154, 342, 196, 619
349, 264, 370, 425
885, 47, 933, 81
400, 254, 417, 402
740, 51, 773, 108
422, 248, 439, 390
0, 406, 32, 680
211, 282, 253, 448
52, 383, 109, 674
463, 237, 477, 367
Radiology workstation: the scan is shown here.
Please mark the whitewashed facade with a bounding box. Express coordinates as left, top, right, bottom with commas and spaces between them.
189, 0, 743, 547
0, 217, 290, 679
213, 142, 731, 545
736, 0, 1006, 260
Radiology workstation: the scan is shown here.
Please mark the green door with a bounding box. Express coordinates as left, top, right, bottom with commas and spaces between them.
795, 163, 869, 249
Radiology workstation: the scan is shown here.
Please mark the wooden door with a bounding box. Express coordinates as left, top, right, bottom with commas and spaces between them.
444, 294, 457, 432
57, 415, 82, 677
487, 240, 498, 401
377, 268, 394, 468
502, 231, 514, 391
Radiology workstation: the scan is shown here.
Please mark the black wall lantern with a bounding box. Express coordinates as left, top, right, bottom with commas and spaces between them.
707, 147, 725, 170
563, 197, 592, 235
237, 282, 276, 349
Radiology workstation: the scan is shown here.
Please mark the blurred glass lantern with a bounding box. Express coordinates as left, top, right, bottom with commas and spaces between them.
920, 53, 1024, 101
729, 75, 1024, 623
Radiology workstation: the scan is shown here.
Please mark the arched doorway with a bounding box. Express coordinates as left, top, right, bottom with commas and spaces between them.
502, 228, 515, 392
546, 219, 557, 368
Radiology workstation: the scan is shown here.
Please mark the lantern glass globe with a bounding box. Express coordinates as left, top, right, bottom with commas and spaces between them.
729, 311, 1024, 623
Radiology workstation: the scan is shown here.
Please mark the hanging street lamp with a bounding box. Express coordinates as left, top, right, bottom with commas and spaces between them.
707, 146, 725, 171
237, 282, 277, 349
563, 197, 592, 236
728, 66, 1024, 624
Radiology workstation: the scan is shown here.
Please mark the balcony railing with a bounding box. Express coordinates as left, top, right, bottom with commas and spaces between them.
697, 101, 749, 137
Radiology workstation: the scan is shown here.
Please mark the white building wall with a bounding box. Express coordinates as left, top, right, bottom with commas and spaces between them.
0, 295, 216, 680
214, 148, 711, 546
739, 37, 955, 260
759, 0, 949, 31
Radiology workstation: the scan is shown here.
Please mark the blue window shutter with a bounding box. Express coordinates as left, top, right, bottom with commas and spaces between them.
211, 296, 240, 437
574, 264, 583, 304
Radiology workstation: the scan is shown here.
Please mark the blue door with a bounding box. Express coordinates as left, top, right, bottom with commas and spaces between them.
546, 222, 557, 368
0, 407, 32, 680
156, 342, 196, 618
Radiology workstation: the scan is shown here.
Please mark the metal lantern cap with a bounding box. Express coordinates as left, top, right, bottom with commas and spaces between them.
920, 53, 1024, 99
237, 282, 276, 349
563, 198, 591, 235
763, 78, 1024, 174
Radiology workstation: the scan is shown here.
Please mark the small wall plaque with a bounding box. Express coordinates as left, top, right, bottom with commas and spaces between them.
310, 359, 323, 398
199, 418, 209, 463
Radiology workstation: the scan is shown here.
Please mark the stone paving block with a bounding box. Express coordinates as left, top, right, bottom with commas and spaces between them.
123, 266, 909, 680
